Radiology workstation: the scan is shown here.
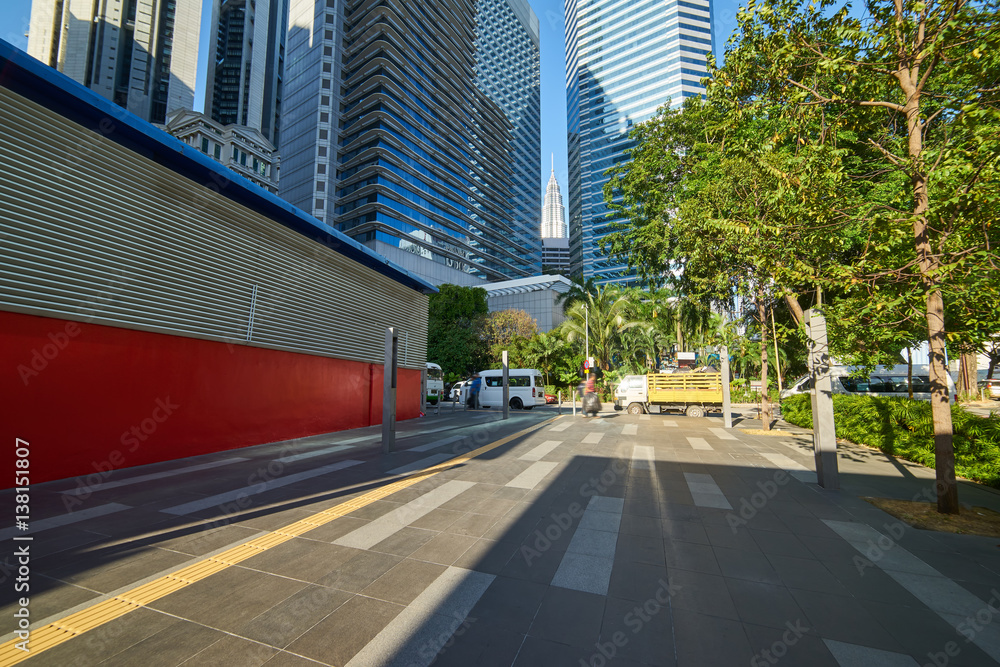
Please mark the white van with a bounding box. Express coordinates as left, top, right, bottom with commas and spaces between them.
476, 368, 545, 410
781, 365, 955, 402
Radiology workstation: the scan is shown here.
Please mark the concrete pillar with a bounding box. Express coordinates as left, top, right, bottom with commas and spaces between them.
806, 308, 839, 489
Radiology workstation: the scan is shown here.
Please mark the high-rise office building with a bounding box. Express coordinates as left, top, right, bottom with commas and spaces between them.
280, 0, 541, 286
27, 0, 202, 124
541, 156, 566, 239
565, 0, 714, 284
205, 0, 288, 147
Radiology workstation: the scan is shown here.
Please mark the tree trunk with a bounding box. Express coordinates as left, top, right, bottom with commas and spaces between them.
782, 289, 805, 329
926, 289, 958, 513
958, 352, 978, 399
907, 348, 914, 400
896, 40, 958, 514
758, 292, 771, 431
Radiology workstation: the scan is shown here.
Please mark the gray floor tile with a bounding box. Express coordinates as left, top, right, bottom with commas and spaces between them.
370, 526, 438, 557
240, 538, 363, 583
664, 540, 721, 575
666, 568, 739, 620
180, 634, 278, 666
726, 578, 812, 631
361, 558, 448, 605
100, 617, 223, 667
743, 623, 839, 667
714, 547, 782, 584
790, 588, 907, 652
285, 595, 403, 665
151, 566, 307, 634
527, 586, 606, 649
235, 585, 351, 647
315, 550, 402, 592
672, 609, 755, 665
465, 575, 547, 634
601, 595, 677, 666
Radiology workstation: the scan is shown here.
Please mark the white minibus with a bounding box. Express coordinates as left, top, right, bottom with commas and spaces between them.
426, 362, 444, 405
781, 365, 955, 402
476, 368, 545, 410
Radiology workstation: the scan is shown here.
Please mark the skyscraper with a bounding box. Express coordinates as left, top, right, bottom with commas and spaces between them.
565, 0, 714, 285
27, 0, 202, 124
541, 156, 566, 239
205, 0, 289, 146
280, 0, 541, 285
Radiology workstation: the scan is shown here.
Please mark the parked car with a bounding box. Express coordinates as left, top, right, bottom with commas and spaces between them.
980, 378, 1000, 400
450, 380, 469, 401
545, 393, 557, 404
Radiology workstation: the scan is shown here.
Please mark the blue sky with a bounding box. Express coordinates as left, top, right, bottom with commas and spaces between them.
0, 0, 740, 216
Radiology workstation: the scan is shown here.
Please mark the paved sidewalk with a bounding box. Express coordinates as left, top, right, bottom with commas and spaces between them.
1, 406, 999, 666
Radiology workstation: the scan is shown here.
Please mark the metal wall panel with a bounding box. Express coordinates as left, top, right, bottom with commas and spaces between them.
0, 87, 427, 368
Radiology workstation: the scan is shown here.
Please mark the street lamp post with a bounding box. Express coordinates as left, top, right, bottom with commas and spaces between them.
584, 302, 589, 364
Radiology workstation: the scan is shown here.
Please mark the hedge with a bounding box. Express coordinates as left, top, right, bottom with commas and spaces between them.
781, 394, 1000, 488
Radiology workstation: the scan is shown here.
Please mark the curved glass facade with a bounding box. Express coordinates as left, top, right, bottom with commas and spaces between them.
566, 0, 714, 285
281, 0, 540, 284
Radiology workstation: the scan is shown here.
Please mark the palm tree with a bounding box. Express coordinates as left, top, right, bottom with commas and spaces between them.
560, 285, 640, 370
529, 331, 565, 386
556, 276, 600, 314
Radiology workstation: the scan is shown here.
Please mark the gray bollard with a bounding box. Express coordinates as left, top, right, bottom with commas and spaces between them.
558, 390, 562, 414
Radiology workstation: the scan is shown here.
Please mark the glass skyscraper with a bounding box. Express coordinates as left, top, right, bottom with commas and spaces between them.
281, 0, 541, 285
565, 0, 714, 284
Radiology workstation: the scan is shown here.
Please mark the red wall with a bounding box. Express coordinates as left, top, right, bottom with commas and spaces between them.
1, 311, 421, 485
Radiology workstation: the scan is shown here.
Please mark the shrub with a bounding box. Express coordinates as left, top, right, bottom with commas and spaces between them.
781, 394, 1000, 488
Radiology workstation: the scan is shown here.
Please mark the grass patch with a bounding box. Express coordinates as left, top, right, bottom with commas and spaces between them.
862, 497, 1000, 537
781, 394, 1000, 488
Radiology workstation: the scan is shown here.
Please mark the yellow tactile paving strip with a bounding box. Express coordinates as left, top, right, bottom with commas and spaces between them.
0, 418, 556, 665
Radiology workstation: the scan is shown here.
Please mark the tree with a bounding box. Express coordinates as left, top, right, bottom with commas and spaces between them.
737, 0, 1000, 512
427, 284, 489, 377
559, 285, 640, 370
556, 276, 600, 314
481, 309, 538, 367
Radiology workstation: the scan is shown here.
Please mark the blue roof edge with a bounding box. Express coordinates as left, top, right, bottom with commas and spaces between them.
0, 39, 438, 296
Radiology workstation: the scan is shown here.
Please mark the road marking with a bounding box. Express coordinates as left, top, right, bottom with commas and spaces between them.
549, 420, 572, 432
622, 424, 638, 436
583, 432, 604, 444
824, 520, 1000, 663
687, 437, 713, 450
0, 418, 556, 665
520, 440, 562, 461
639, 415, 650, 421
631, 445, 655, 471
760, 451, 818, 484
551, 496, 624, 595
161, 460, 364, 515
58, 458, 248, 496
407, 435, 464, 453
0, 503, 131, 541
506, 461, 559, 489
337, 434, 379, 444
387, 453, 453, 475
683, 473, 732, 509
823, 639, 919, 666
708, 427, 738, 441
345, 567, 495, 667
276, 445, 352, 464
334, 480, 476, 550
662, 420, 678, 427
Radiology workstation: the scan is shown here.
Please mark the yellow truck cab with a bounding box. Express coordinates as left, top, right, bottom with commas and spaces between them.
614, 371, 724, 418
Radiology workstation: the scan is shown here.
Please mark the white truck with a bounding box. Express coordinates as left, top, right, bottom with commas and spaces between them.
614, 372, 724, 418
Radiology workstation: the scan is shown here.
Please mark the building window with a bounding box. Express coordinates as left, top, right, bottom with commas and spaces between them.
240, 152, 247, 166
320, 112, 329, 122
317, 164, 326, 174
319, 129, 328, 140
323, 62, 332, 73
325, 30, 333, 40
201, 137, 209, 152
316, 199, 324, 208
321, 96, 330, 106
324, 46, 332, 56
213, 144, 221, 159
